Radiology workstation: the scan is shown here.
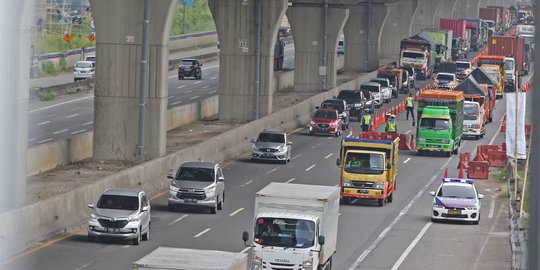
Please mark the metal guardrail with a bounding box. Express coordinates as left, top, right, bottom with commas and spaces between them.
507, 162, 528, 270
169, 30, 217, 40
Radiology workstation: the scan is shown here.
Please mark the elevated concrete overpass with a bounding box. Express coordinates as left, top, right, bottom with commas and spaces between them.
2, 0, 514, 209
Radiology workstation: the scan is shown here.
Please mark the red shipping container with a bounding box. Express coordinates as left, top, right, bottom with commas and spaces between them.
479, 7, 500, 30
487, 6, 507, 28
488, 36, 525, 73
440, 18, 467, 40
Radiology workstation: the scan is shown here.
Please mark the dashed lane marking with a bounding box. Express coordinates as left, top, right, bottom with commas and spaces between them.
66, 114, 79, 118
194, 228, 211, 238
70, 129, 87, 135
193, 81, 202, 84
167, 214, 188, 226
266, 168, 279, 174
82, 121, 93, 126
286, 178, 295, 183
177, 85, 185, 89
190, 95, 199, 100
403, 157, 412, 164
305, 165, 316, 171
172, 101, 183, 106
292, 154, 301, 159
37, 121, 50, 126
37, 138, 53, 144
229, 208, 244, 217
241, 180, 254, 187
53, 129, 69, 135
324, 153, 333, 159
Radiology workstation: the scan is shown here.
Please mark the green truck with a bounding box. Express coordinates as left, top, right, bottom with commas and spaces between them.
421, 29, 453, 72
416, 90, 464, 157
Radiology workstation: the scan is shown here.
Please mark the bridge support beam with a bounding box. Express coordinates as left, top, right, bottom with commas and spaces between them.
91, 0, 176, 161
435, 0, 457, 26
0, 0, 33, 210
287, 6, 349, 91
209, 0, 287, 121
411, 0, 441, 34
380, 0, 418, 61
343, 3, 388, 72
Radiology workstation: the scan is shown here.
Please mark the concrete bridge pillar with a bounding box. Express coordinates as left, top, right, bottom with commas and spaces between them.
209, 0, 287, 121
287, 6, 349, 91
90, 0, 176, 161
467, 0, 481, 18
411, 0, 441, 34
379, 0, 418, 61
343, 3, 388, 72
435, 0, 457, 26
0, 0, 33, 210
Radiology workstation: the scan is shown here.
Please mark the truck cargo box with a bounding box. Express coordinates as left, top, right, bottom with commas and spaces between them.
488, 36, 525, 73
132, 247, 248, 270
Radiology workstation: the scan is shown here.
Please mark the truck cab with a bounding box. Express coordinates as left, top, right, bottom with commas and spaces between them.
433, 72, 458, 90
504, 57, 516, 91
400, 49, 429, 79
455, 60, 473, 81
463, 101, 485, 140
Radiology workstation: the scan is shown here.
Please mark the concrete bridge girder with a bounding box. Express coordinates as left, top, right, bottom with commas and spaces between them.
91, 0, 177, 161
411, 0, 441, 34
379, 0, 418, 61
209, 0, 287, 121
287, 6, 349, 92
343, 3, 388, 72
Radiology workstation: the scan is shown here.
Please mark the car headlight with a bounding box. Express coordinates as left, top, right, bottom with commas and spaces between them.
303, 258, 313, 269
128, 216, 140, 222
442, 139, 450, 144
310, 121, 316, 125
418, 138, 426, 142
342, 179, 352, 187
433, 202, 445, 208
171, 180, 179, 188
373, 181, 385, 190
90, 213, 98, 221
205, 185, 216, 193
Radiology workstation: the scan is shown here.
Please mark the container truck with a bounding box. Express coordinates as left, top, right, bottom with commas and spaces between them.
132, 247, 248, 270
415, 90, 464, 157
461, 18, 486, 51
487, 6, 509, 33
336, 137, 399, 207
477, 55, 506, 97
243, 183, 339, 270
399, 33, 437, 80
479, 7, 500, 35
440, 18, 469, 53
421, 29, 453, 72
488, 36, 527, 81
454, 77, 494, 140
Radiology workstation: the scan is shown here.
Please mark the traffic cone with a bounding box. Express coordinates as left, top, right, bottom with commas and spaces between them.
458, 163, 465, 179
473, 146, 485, 161
444, 168, 448, 178
501, 142, 506, 152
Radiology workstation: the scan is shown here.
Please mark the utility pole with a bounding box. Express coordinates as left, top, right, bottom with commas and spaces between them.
137, 0, 150, 160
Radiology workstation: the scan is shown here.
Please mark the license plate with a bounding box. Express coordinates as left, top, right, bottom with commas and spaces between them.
184, 198, 197, 203
321, 128, 327, 132
105, 228, 120, 233
357, 190, 369, 194
448, 209, 461, 215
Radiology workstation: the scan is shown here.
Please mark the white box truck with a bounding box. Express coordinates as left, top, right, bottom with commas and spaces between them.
132, 247, 248, 270
242, 182, 340, 270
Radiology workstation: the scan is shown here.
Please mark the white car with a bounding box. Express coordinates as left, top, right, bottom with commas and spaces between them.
429, 178, 484, 224
370, 78, 392, 103
73, 60, 95, 81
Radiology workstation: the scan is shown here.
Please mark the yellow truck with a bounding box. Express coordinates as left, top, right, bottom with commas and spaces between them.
336, 137, 399, 207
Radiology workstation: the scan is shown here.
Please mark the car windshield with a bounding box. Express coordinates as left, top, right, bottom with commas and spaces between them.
254, 218, 315, 248
485, 21, 495, 27
85, 57, 95, 62
360, 85, 380, 93
97, 195, 139, 210
372, 79, 388, 87
360, 90, 372, 99
344, 153, 384, 174
175, 167, 214, 182
402, 52, 425, 59
464, 104, 479, 120
314, 110, 337, 119
337, 91, 359, 101
505, 59, 515, 70
420, 118, 450, 130
181, 60, 195, 66
321, 102, 344, 113
438, 185, 476, 199
76, 62, 92, 68
456, 62, 470, 69
258, 133, 285, 143
436, 74, 455, 81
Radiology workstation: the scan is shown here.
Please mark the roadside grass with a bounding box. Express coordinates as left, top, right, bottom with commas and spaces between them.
37, 91, 58, 101
170, 42, 218, 55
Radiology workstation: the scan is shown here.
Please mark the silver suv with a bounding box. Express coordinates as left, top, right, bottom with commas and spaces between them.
87, 188, 151, 245
168, 162, 225, 214
250, 130, 292, 164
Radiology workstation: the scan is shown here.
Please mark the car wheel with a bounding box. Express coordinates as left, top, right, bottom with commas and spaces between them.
217, 195, 223, 210
340, 197, 350, 205
475, 135, 480, 140
133, 229, 141, 245
387, 192, 393, 203
142, 225, 150, 241
179, 76, 184, 80
210, 203, 218, 214
281, 158, 288, 164
377, 198, 385, 207
431, 218, 438, 223
168, 204, 175, 212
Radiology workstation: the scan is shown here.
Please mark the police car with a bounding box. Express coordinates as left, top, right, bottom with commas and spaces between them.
429, 178, 484, 224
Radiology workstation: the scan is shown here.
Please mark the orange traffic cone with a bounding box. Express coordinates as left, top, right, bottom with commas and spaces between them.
444, 168, 449, 178
458, 164, 465, 179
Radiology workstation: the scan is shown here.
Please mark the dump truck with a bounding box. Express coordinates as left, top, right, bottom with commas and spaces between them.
416, 90, 464, 157
477, 55, 506, 97
377, 65, 404, 96
453, 77, 494, 140
132, 247, 248, 270
336, 137, 399, 207
244, 183, 339, 270
470, 67, 499, 109
399, 33, 437, 79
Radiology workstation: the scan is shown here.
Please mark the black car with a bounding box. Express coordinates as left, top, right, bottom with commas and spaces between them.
178, 59, 202, 80
319, 99, 349, 129
336, 90, 365, 121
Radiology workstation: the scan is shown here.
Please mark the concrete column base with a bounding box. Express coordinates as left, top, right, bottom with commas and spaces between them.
380, 0, 419, 60
344, 4, 388, 72
288, 6, 349, 92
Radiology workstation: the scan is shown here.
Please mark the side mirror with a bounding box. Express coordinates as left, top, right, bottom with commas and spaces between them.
386, 163, 392, 170
242, 231, 250, 247
336, 158, 341, 166
318, 235, 325, 246
167, 172, 174, 179
142, 205, 150, 212
429, 191, 436, 196
478, 194, 484, 199
88, 203, 94, 209
218, 176, 225, 182
315, 106, 320, 109
287, 141, 292, 145
250, 139, 256, 143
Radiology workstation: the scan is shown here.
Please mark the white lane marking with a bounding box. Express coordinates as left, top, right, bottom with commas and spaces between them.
185, 90, 193, 94
190, 95, 200, 100
324, 153, 334, 159
405, 130, 411, 134
241, 247, 251, 253
37, 121, 50, 126
193, 81, 202, 84
66, 114, 79, 118
194, 228, 211, 238
209, 91, 217, 94
29, 96, 93, 113
286, 178, 295, 183
488, 197, 495, 218
37, 138, 53, 144
70, 129, 87, 135
53, 129, 69, 135
202, 85, 210, 89
229, 208, 244, 217
27, 138, 35, 142
82, 121, 93, 126
266, 167, 279, 174
241, 180, 254, 187
305, 164, 316, 171
202, 65, 219, 71
177, 85, 185, 89
390, 222, 433, 270
327, 136, 333, 140
348, 157, 453, 270
489, 115, 505, 145
292, 154, 301, 160
172, 101, 183, 106
167, 95, 175, 99
74, 261, 95, 270
311, 143, 321, 148
210, 77, 217, 80
167, 214, 188, 226
403, 157, 412, 164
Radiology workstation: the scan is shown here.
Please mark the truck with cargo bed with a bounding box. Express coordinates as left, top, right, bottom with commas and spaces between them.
399, 33, 437, 80
454, 77, 494, 139
421, 29, 453, 72
132, 247, 248, 270
440, 18, 469, 54
477, 55, 506, 97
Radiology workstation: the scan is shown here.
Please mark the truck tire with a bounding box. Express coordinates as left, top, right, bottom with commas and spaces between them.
474, 135, 480, 140
387, 192, 393, 203
378, 198, 384, 207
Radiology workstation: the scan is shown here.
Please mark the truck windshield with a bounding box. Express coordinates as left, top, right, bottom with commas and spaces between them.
420, 118, 450, 130
456, 62, 470, 69
372, 80, 388, 87
254, 218, 315, 248
438, 185, 476, 199
344, 153, 384, 174
436, 74, 455, 81
504, 59, 515, 70
402, 52, 424, 59
464, 104, 479, 120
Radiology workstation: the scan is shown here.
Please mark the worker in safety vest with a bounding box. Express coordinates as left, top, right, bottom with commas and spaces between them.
406, 93, 415, 126
361, 109, 372, 132
385, 115, 397, 133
